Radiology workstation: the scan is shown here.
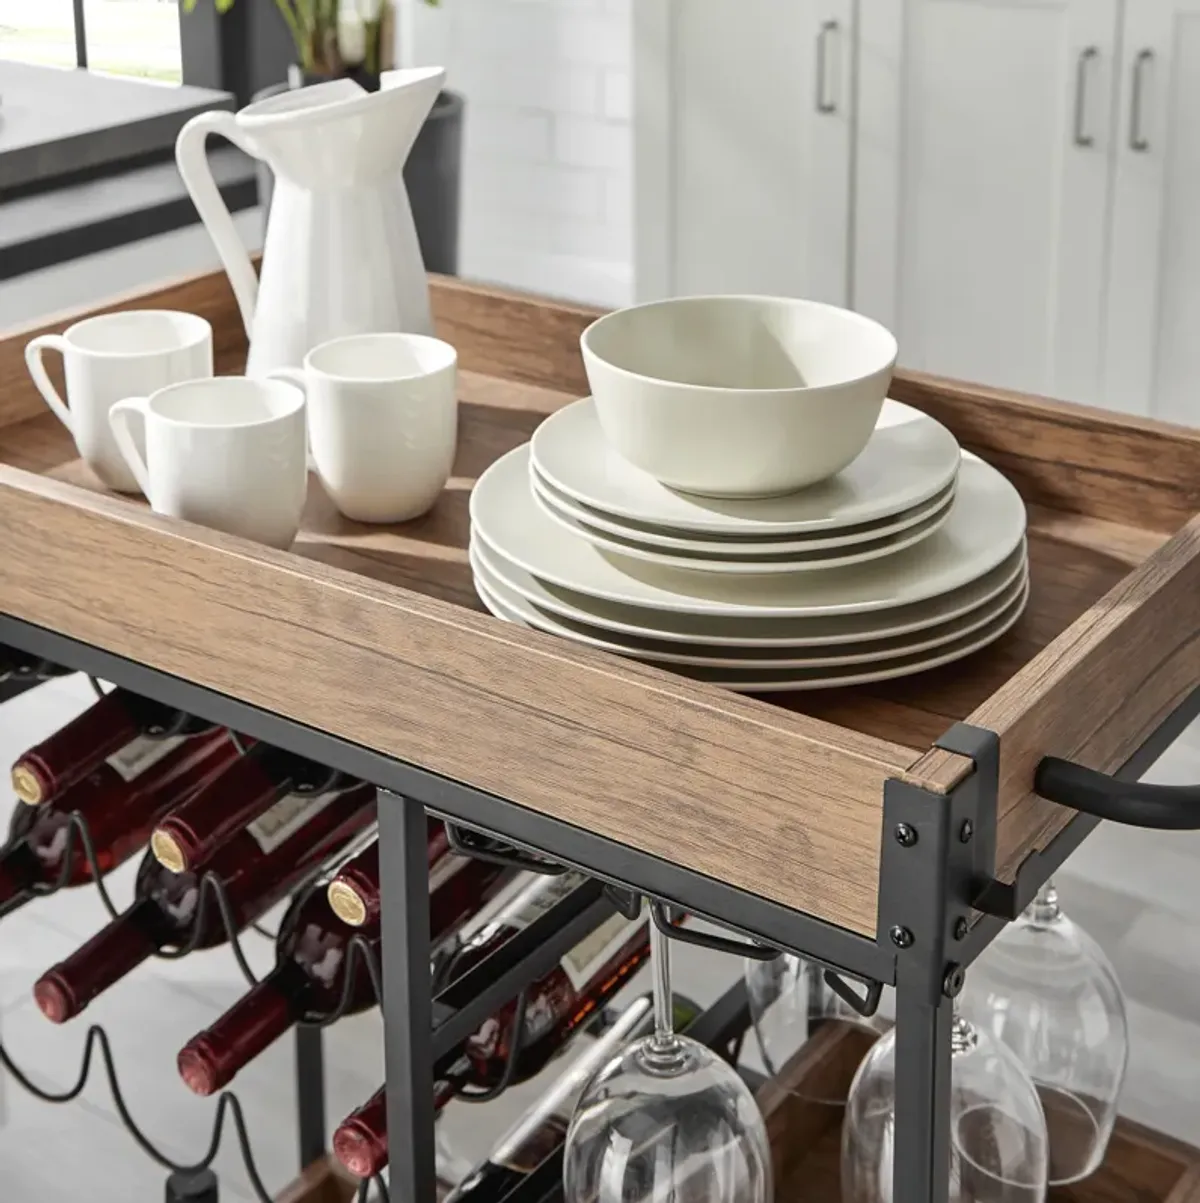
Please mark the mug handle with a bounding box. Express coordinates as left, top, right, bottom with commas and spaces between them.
25, 334, 73, 433
107, 398, 152, 498
266, 368, 314, 470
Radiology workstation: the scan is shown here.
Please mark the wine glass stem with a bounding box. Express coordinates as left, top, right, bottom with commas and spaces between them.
650, 915, 674, 1040
1030, 878, 1061, 923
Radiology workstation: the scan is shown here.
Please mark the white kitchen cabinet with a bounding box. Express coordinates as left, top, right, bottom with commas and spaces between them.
634, 0, 855, 303
854, 0, 1123, 404
1103, 0, 1200, 422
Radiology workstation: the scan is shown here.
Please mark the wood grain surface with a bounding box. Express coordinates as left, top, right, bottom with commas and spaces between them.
5, 269, 1200, 927
913, 512, 1200, 881
893, 371, 1200, 533
0, 461, 916, 936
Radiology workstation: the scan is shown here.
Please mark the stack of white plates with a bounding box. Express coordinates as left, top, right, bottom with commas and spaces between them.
468, 398, 1029, 692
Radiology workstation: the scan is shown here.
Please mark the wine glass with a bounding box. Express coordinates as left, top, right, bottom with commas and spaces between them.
745, 953, 889, 1104
959, 880, 1128, 1185
842, 1007, 1049, 1203
563, 913, 772, 1203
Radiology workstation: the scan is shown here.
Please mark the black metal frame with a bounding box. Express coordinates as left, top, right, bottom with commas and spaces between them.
4, 611, 1200, 1203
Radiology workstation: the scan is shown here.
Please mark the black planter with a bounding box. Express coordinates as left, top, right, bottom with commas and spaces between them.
251, 82, 463, 277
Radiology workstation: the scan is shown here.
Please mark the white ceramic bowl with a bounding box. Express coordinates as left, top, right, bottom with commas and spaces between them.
580, 295, 898, 498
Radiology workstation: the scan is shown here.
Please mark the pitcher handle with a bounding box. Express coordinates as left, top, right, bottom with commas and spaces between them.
24, 334, 73, 433
176, 109, 260, 339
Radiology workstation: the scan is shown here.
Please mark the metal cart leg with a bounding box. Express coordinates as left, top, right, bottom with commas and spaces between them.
294, 1025, 327, 1168
377, 790, 436, 1202
892, 984, 953, 1203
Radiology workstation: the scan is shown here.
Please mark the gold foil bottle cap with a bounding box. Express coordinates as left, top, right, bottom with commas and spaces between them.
11, 764, 44, 806
150, 829, 187, 874
327, 880, 368, 927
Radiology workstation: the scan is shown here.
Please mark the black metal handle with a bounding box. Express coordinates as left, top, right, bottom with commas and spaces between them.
1130, 48, 1154, 152
1073, 46, 1099, 147
815, 20, 839, 114
1036, 755, 1200, 829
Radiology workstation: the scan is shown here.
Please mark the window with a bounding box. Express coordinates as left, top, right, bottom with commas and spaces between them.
0, 0, 183, 82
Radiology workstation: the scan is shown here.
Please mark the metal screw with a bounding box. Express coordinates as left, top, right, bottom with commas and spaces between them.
894, 822, 918, 847
953, 917, 969, 941
943, 964, 966, 998
959, 819, 974, 843
146, 724, 165, 737
889, 925, 914, 949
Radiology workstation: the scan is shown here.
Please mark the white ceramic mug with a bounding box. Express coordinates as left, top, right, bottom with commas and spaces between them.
25, 310, 213, 494
270, 332, 458, 524
107, 377, 308, 550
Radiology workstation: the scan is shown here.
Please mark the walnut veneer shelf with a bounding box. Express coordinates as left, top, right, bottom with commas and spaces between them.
2, 270, 1200, 940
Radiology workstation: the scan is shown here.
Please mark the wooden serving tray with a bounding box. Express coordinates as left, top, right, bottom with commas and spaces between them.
2, 271, 1199, 940
759, 1024, 1200, 1203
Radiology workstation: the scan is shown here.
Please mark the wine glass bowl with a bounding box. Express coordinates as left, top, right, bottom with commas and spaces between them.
960, 883, 1128, 1186
842, 1015, 1049, 1203
563, 1029, 772, 1203
745, 953, 888, 1105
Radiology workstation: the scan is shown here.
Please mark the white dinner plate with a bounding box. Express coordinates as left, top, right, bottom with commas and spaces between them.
472, 536, 1028, 647
473, 547, 1029, 669
530, 396, 962, 536
531, 474, 952, 573
531, 466, 958, 555
477, 576, 1030, 692
469, 444, 1027, 619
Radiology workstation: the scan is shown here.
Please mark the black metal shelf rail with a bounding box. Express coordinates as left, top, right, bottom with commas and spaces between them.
8, 617, 1200, 1203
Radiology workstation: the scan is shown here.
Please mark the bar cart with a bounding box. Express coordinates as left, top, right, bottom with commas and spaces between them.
2, 269, 1200, 1203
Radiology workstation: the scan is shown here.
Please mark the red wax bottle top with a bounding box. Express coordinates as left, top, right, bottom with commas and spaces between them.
333, 1095, 389, 1178
33, 976, 73, 1024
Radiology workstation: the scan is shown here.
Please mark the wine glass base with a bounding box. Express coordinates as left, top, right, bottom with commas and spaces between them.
1036, 1084, 1105, 1186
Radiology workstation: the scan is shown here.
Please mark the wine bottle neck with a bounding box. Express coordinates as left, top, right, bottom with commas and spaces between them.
178, 964, 302, 1095
33, 896, 161, 1023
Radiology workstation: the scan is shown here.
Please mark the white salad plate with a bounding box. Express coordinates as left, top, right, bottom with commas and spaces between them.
530, 466, 957, 555
471, 546, 1028, 670
530, 472, 952, 574
469, 444, 1027, 619
471, 537, 1028, 648
476, 572, 1030, 693
529, 396, 961, 537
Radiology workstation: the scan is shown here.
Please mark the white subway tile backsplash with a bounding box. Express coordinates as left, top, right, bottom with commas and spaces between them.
466, 107, 553, 163
458, 2, 628, 67
402, 0, 632, 306
553, 115, 632, 170
602, 67, 631, 121
459, 54, 603, 116
464, 159, 608, 221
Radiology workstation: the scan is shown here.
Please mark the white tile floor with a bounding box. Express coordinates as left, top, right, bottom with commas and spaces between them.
2, 676, 1200, 1198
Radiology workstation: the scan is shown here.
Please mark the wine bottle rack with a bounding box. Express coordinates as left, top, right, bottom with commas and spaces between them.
5, 271, 1200, 1203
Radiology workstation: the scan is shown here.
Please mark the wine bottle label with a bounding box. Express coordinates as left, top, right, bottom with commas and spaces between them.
503, 870, 589, 932
104, 734, 188, 783
559, 902, 648, 992
245, 787, 340, 855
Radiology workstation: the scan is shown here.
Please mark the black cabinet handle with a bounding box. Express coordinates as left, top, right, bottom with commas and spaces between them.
1036, 755, 1200, 829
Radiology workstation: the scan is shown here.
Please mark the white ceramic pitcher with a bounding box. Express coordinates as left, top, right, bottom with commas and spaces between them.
175, 68, 445, 376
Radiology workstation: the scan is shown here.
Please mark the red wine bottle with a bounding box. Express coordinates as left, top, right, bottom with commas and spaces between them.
148, 744, 363, 874
12, 689, 217, 807
175, 838, 513, 1095
32, 779, 377, 1024
0, 728, 241, 912
333, 875, 653, 1178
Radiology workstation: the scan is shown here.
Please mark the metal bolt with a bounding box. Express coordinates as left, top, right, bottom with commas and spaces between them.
146, 724, 165, 737
953, 917, 969, 941
943, 964, 966, 998
959, 819, 974, 843
889, 925, 914, 949
894, 822, 918, 847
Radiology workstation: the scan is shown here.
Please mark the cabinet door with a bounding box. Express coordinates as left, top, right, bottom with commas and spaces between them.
638, 0, 855, 303
1104, 1, 1200, 422
854, 0, 1120, 402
